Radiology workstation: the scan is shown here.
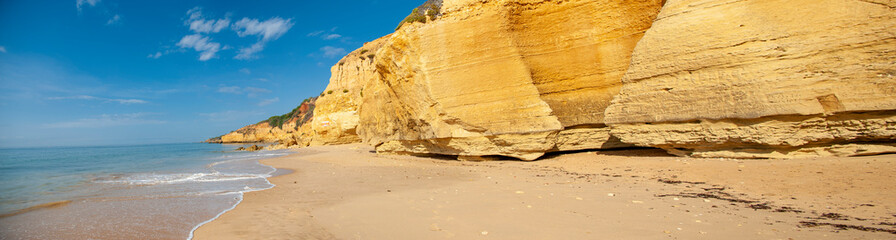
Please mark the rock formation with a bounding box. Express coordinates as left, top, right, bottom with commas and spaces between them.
209, 0, 896, 159
358, 0, 665, 160
303, 37, 391, 146
603, 0, 896, 158
208, 97, 317, 146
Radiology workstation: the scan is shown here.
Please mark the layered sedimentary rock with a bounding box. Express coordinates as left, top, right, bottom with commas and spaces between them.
303, 37, 391, 146
207, 98, 316, 146
604, 0, 896, 158
210, 0, 895, 160
358, 0, 665, 160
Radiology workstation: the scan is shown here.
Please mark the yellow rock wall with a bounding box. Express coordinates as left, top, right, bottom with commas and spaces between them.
305, 37, 391, 146
604, 0, 896, 158
358, 0, 664, 160
212, 0, 896, 160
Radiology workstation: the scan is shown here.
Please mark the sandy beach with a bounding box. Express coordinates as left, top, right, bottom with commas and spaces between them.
193, 144, 896, 239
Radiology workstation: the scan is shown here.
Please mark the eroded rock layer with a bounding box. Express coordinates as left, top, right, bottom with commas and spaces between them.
208, 98, 317, 146
304, 37, 391, 146
604, 0, 896, 158
358, 0, 664, 160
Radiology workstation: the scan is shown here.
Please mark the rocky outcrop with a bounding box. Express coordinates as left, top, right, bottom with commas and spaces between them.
210, 0, 896, 160
603, 0, 896, 158
303, 37, 391, 146
357, 0, 665, 160
208, 97, 317, 145
236, 145, 263, 152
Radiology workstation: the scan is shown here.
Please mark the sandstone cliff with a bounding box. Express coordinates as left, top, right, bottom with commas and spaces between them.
358, 0, 665, 160
207, 97, 316, 147
603, 0, 896, 158
302, 37, 391, 146
210, 0, 896, 160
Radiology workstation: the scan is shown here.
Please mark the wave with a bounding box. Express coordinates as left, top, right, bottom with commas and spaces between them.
94, 172, 270, 186
207, 151, 290, 167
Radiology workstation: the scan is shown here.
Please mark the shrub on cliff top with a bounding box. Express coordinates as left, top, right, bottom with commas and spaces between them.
396, 0, 443, 30
260, 97, 317, 128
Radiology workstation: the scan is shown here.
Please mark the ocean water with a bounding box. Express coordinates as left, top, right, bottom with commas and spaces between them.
0, 143, 289, 240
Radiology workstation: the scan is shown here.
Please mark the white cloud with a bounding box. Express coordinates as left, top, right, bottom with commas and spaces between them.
320, 46, 347, 58
230, 17, 294, 60
186, 7, 203, 21
76, 0, 100, 11
176, 34, 221, 61
47, 95, 99, 101
190, 19, 230, 33
148, 52, 162, 59
186, 8, 230, 34
323, 34, 342, 40
234, 42, 264, 60
257, 97, 279, 106
232, 17, 294, 41
43, 113, 165, 129
0, 46, 7, 53
47, 95, 148, 104
106, 14, 121, 25
307, 29, 345, 41
109, 99, 148, 104
239, 68, 251, 74
165, 7, 294, 61
307, 31, 324, 37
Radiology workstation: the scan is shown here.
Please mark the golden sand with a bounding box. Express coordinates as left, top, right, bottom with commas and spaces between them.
194, 144, 896, 239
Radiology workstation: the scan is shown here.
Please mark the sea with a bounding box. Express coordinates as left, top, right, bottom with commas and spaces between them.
0, 143, 289, 240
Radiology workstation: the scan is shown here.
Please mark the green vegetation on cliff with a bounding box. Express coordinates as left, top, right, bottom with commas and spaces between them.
396, 0, 442, 30
260, 97, 316, 129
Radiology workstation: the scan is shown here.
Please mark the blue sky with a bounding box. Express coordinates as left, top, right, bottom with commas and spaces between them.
0, 0, 422, 148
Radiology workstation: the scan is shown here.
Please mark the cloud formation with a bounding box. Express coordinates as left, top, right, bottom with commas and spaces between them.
169, 7, 293, 61
47, 95, 149, 104
232, 17, 294, 41
147, 51, 162, 59
176, 34, 221, 61
320, 46, 347, 58
231, 17, 294, 59
0, 46, 6, 53
76, 0, 100, 12
234, 42, 264, 60
323, 34, 342, 40
106, 14, 121, 25
187, 8, 230, 33
307, 28, 343, 41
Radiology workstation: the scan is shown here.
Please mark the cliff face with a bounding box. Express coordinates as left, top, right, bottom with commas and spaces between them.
211, 0, 896, 159
303, 37, 392, 146
603, 0, 896, 158
358, 0, 665, 160
209, 97, 316, 146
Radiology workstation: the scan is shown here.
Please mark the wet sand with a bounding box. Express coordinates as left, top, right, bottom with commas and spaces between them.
193, 144, 896, 239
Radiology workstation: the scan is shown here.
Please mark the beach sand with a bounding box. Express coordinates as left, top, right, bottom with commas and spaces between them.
193, 144, 896, 239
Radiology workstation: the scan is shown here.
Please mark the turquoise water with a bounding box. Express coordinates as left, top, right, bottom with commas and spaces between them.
0, 143, 288, 239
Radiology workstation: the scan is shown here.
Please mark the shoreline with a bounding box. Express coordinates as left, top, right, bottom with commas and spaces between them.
187, 152, 290, 240
193, 144, 896, 239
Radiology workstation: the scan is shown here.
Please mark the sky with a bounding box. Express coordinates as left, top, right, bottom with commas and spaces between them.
0, 0, 423, 148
